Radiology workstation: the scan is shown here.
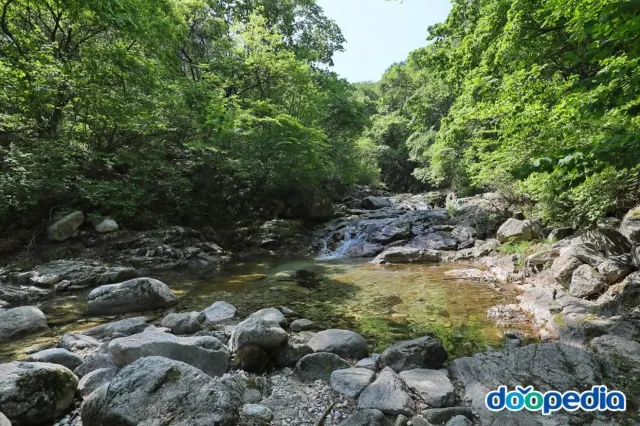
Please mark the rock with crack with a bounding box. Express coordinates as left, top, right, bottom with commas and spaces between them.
379, 336, 447, 372
294, 352, 350, 382
330, 367, 376, 398
86, 277, 177, 315
0, 306, 49, 344
357, 367, 416, 417
307, 329, 368, 360
398, 369, 454, 408
0, 362, 78, 425
449, 343, 607, 425
108, 332, 230, 377
81, 356, 239, 426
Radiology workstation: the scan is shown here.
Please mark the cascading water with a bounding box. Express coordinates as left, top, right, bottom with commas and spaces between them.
315, 226, 368, 260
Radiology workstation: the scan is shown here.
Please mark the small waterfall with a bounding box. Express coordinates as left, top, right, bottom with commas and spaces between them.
316, 226, 368, 260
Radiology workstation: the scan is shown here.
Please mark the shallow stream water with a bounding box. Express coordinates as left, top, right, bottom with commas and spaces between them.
1, 257, 523, 361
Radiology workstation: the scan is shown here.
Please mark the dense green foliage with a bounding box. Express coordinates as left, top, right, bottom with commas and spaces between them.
0, 0, 374, 227
365, 0, 640, 225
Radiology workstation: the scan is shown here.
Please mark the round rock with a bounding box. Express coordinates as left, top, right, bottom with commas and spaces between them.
294, 352, 350, 382
0, 306, 49, 344
86, 278, 177, 315
26, 348, 83, 371
307, 329, 368, 360
330, 368, 376, 398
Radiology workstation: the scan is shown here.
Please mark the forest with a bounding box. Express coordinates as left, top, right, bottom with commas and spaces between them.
1, 0, 639, 230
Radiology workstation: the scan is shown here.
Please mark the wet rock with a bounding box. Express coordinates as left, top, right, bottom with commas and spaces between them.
290, 318, 315, 332
240, 404, 273, 425
419, 407, 473, 425
355, 357, 378, 371
449, 343, 605, 425
379, 336, 447, 372
109, 332, 230, 377
362, 196, 392, 210
47, 211, 84, 242
330, 368, 376, 398
59, 333, 101, 354
94, 218, 118, 233
597, 259, 634, 284
161, 311, 203, 335
570, 264, 606, 298
86, 277, 177, 315
248, 307, 287, 327
372, 247, 441, 265
590, 334, 640, 367
27, 348, 83, 371
294, 352, 350, 382
620, 206, 640, 244
230, 317, 288, 353
373, 222, 412, 244
338, 409, 390, 426
81, 356, 238, 426
197, 301, 237, 327
548, 227, 574, 242
273, 342, 314, 368
307, 329, 368, 360
399, 369, 454, 408
0, 362, 78, 425
0, 306, 48, 344
357, 367, 415, 417
82, 317, 148, 339
496, 218, 533, 243
232, 345, 269, 374
74, 352, 116, 377
77, 368, 117, 398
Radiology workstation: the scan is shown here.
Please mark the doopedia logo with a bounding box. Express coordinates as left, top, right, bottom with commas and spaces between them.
485, 386, 626, 415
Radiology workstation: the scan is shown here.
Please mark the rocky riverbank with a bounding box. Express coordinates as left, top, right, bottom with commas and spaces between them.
1, 190, 640, 425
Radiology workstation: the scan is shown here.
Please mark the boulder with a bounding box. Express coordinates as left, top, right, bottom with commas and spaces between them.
330, 368, 376, 398
372, 247, 441, 265
526, 249, 560, 267
633, 245, 640, 269
620, 206, 640, 244
551, 253, 584, 285
0, 362, 78, 425
94, 218, 118, 233
77, 368, 117, 398
357, 367, 415, 416
273, 342, 314, 368
579, 228, 632, 256
597, 259, 634, 284
496, 218, 533, 243
161, 312, 203, 335
74, 353, 116, 378
547, 227, 574, 242
449, 343, 606, 425
47, 210, 84, 242
0, 412, 9, 426
240, 404, 273, 425
59, 333, 101, 354
86, 278, 177, 315
26, 348, 83, 370
294, 352, 350, 382
372, 223, 412, 244
379, 336, 447, 372
0, 306, 48, 343
232, 345, 269, 374
420, 407, 474, 425
362, 196, 392, 210
230, 317, 288, 353
570, 264, 606, 298
307, 329, 368, 360
82, 317, 149, 339
409, 231, 458, 251
248, 307, 286, 327
290, 319, 315, 332
445, 415, 473, 426
590, 334, 640, 366
398, 369, 454, 408
338, 409, 390, 426
108, 332, 230, 377
197, 301, 237, 327
355, 357, 378, 371
81, 356, 238, 426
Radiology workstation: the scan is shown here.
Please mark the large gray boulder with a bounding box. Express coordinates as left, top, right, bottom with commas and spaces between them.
47, 210, 84, 241
74, 352, 116, 378
0, 306, 48, 343
108, 332, 230, 377
248, 307, 286, 327
590, 334, 640, 367
161, 312, 203, 335
372, 247, 441, 265
294, 352, 349, 382
59, 333, 101, 354
0, 362, 78, 425
338, 409, 390, 426
26, 348, 83, 370
597, 258, 634, 284
620, 206, 640, 244
86, 278, 177, 315
570, 264, 607, 298
399, 369, 454, 408
579, 228, 632, 256
449, 343, 606, 425
379, 336, 447, 372
307, 329, 368, 360
197, 301, 237, 327
330, 368, 376, 398
230, 317, 288, 353
77, 368, 117, 398
357, 367, 415, 416
362, 196, 392, 210
81, 356, 238, 426
81, 317, 148, 339
496, 218, 533, 243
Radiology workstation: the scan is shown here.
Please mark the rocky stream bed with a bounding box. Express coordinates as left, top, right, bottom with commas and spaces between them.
1, 191, 640, 425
